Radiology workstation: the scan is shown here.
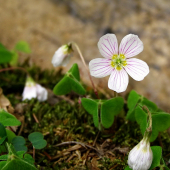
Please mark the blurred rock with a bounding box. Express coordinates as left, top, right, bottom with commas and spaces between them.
0, 0, 170, 110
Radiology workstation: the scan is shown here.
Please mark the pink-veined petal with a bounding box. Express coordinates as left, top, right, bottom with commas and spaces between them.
89, 58, 113, 78
125, 58, 149, 81
119, 34, 143, 58
98, 34, 118, 59
108, 69, 129, 93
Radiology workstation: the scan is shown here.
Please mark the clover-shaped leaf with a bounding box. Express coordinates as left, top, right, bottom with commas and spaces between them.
82, 97, 124, 129
53, 63, 86, 95
0, 109, 21, 126
17, 151, 35, 165
28, 132, 47, 149
149, 146, 162, 170
12, 136, 27, 152
14, 41, 31, 54
135, 107, 170, 142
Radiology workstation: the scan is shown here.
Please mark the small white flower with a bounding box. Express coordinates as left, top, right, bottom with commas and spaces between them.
52, 44, 73, 67
22, 77, 48, 102
36, 84, 48, 102
128, 138, 153, 170
89, 34, 149, 93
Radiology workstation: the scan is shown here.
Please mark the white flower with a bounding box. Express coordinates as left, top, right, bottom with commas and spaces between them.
22, 77, 48, 102
52, 44, 73, 67
36, 84, 48, 102
128, 138, 153, 170
89, 34, 149, 93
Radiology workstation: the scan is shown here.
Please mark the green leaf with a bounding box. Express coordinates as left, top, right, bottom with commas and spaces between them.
81, 98, 99, 128
0, 161, 6, 169
0, 154, 8, 160
53, 63, 86, 95
135, 107, 170, 142
12, 136, 27, 152
0, 109, 21, 126
0, 123, 7, 145
10, 51, 19, 66
141, 98, 158, 112
0, 50, 13, 64
165, 166, 170, 170
135, 106, 147, 135
0, 43, 7, 50
28, 132, 47, 149
17, 151, 35, 165
14, 41, 31, 53
150, 113, 170, 142
126, 90, 141, 121
127, 90, 140, 109
124, 166, 132, 170
68, 63, 80, 81
149, 146, 162, 170
6, 129, 16, 143
101, 97, 124, 128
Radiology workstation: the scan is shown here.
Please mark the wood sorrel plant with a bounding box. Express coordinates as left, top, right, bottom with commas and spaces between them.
52, 34, 170, 170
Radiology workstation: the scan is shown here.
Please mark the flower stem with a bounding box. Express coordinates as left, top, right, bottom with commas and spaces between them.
0, 67, 30, 76
143, 105, 152, 139
72, 42, 99, 99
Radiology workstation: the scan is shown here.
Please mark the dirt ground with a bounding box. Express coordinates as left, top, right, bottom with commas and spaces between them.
0, 0, 170, 110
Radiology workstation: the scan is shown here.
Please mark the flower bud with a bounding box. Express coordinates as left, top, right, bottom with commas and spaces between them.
22, 77, 48, 102
128, 138, 153, 170
51, 44, 73, 67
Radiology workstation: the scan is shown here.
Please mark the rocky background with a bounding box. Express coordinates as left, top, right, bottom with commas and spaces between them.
0, 0, 170, 110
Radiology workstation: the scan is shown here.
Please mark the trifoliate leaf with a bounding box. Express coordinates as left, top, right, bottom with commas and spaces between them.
28, 132, 47, 149
53, 63, 86, 95
101, 97, 124, 128
17, 151, 35, 165
82, 97, 124, 129
0, 50, 13, 64
0, 109, 21, 126
149, 146, 162, 170
12, 136, 27, 152
14, 41, 31, 53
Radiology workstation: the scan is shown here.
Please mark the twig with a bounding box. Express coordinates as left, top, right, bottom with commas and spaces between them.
54, 141, 103, 155
33, 147, 35, 160
0, 67, 30, 76
32, 113, 40, 126
72, 42, 99, 99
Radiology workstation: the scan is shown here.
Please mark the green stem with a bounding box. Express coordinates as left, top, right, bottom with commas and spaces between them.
143, 105, 152, 140
72, 42, 99, 99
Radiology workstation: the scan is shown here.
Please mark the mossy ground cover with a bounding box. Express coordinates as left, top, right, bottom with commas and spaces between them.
0, 62, 170, 170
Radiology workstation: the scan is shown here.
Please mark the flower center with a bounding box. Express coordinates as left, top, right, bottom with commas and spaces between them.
110, 54, 127, 70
